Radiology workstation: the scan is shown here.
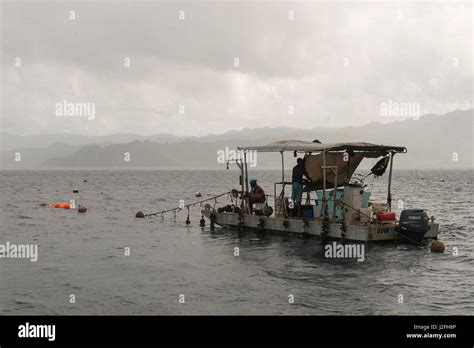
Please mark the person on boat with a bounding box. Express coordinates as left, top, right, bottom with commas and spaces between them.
249, 179, 266, 204
291, 158, 306, 216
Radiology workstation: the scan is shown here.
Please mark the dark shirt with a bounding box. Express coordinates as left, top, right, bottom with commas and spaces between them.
292, 164, 305, 183
250, 185, 266, 203
251, 185, 265, 197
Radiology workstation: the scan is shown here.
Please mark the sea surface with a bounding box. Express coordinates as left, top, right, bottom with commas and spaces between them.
0, 169, 472, 315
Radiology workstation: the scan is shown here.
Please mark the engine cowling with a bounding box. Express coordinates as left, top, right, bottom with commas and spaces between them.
397, 209, 429, 244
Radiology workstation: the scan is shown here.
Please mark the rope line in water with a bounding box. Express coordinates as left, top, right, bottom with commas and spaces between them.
140, 191, 231, 217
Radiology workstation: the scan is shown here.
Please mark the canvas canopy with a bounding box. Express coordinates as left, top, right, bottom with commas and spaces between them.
304, 152, 364, 188
303, 152, 390, 189
238, 140, 406, 190
237, 140, 406, 153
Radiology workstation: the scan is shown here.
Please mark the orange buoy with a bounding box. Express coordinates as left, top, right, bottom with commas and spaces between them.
54, 203, 71, 209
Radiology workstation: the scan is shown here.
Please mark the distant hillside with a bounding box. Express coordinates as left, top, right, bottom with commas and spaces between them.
0, 132, 183, 151
1, 109, 472, 170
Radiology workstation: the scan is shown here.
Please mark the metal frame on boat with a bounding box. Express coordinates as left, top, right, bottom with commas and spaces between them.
202, 140, 439, 244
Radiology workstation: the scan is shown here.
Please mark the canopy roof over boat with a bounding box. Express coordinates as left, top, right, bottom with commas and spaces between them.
237, 140, 407, 153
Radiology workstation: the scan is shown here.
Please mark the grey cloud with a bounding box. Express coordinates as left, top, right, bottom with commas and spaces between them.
1, 1, 472, 136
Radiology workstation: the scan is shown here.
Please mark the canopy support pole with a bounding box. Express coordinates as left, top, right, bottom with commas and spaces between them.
322, 165, 338, 221
280, 151, 285, 197
322, 150, 327, 199
387, 151, 395, 211
334, 167, 338, 221
236, 160, 245, 210
244, 151, 250, 213
346, 152, 351, 183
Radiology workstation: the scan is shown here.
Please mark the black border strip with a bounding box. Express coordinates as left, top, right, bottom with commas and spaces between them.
0, 315, 472, 346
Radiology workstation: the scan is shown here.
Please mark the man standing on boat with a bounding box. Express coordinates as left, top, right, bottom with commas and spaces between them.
291, 158, 306, 217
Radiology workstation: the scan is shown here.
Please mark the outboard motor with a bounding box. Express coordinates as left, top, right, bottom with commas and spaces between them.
397, 209, 429, 244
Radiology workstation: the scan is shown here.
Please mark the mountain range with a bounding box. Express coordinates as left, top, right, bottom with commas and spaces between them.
1, 109, 472, 170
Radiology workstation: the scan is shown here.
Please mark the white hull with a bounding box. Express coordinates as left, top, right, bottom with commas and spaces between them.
202, 210, 439, 243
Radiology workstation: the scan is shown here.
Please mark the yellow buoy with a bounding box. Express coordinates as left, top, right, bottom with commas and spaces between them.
430, 240, 445, 253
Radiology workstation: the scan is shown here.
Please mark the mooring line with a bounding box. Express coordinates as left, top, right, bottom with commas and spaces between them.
138, 191, 231, 218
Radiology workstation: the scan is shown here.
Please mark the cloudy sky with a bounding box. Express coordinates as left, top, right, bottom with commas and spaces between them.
1, 0, 472, 136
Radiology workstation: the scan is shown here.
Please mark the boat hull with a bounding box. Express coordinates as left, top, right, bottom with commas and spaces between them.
202, 210, 439, 243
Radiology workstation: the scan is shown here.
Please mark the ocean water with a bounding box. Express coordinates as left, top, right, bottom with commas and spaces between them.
0, 169, 472, 315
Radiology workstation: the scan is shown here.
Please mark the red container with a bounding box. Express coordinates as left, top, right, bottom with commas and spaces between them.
378, 211, 396, 221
